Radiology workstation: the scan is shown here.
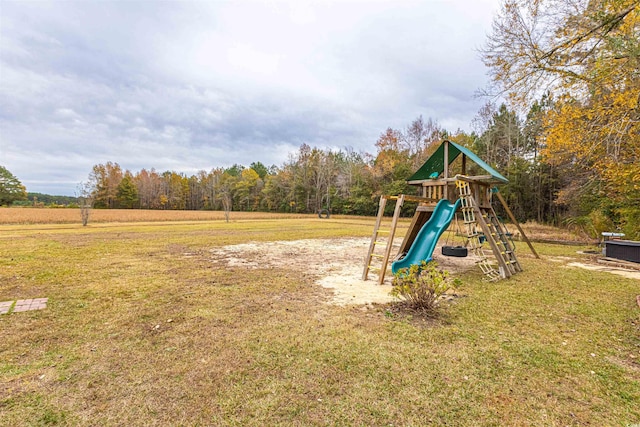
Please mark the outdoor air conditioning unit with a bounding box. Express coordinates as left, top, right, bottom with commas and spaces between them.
604, 240, 640, 263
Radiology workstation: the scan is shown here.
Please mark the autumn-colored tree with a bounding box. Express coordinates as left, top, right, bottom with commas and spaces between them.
330, 148, 376, 215
235, 168, 262, 211
161, 172, 188, 210
405, 116, 444, 169
250, 161, 269, 180
482, 0, 639, 103
372, 128, 406, 179
262, 167, 293, 211
482, 0, 640, 236
200, 169, 222, 210
134, 168, 162, 209
90, 162, 123, 208
374, 128, 415, 203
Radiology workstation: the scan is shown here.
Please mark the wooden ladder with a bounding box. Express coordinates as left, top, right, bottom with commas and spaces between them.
362, 195, 405, 285
481, 206, 522, 275
457, 180, 513, 281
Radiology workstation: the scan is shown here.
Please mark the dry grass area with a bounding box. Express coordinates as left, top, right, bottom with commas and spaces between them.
1, 217, 639, 425
517, 221, 596, 243
0, 207, 591, 244
0, 207, 317, 224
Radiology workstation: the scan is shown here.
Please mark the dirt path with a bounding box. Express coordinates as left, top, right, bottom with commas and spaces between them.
566, 262, 640, 280
209, 237, 478, 306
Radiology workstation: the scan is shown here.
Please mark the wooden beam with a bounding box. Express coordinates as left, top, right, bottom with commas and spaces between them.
387, 194, 439, 203
494, 190, 540, 259
453, 174, 496, 183
443, 141, 449, 179
407, 178, 461, 185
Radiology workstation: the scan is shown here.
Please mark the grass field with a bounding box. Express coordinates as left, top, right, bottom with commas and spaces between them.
1, 214, 639, 425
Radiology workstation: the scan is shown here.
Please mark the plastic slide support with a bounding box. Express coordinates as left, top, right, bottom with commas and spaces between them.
391, 198, 462, 274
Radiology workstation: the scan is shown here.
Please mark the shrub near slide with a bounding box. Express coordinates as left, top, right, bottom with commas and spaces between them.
391, 261, 458, 312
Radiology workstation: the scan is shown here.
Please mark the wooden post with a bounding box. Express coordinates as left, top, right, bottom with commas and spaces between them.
379, 195, 405, 285
362, 196, 387, 280
494, 190, 540, 259
461, 154, 467, 175
443, 141, 449, 199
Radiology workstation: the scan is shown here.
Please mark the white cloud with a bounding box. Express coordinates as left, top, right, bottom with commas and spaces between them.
0, 0, 501, 195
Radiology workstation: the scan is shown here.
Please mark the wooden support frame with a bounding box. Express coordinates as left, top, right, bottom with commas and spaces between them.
494, 190, 540, 259
388, 195, 439, 204
362, 195, 408, 285
473, 204, 512, 278
362, 196, 387, 280
378, 195, 405, 285
443, 141, 449, 199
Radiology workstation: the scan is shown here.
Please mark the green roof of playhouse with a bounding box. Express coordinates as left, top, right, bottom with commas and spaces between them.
408, 140, 508, 183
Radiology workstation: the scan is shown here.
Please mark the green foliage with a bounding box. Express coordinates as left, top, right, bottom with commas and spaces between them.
563, 209, 617, 240
224, 164, 244, 177
390, 261, 457, 311
250, 161, 269, 179
116, 173, 138, 208
618, 207, 640, 240
474, 103, 528, 171
18, 193, 78, 206
0, 165, 27, 206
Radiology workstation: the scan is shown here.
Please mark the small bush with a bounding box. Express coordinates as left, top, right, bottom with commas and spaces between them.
390, 261, 457, 312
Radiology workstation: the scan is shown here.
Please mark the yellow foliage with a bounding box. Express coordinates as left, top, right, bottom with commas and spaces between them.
542, 83, 640, 204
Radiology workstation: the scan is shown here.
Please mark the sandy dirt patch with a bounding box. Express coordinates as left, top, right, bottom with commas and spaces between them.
209, 237, 479, 306
565, 262, 640, 280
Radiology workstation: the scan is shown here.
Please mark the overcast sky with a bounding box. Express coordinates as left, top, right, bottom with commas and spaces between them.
1, 0, 500, 196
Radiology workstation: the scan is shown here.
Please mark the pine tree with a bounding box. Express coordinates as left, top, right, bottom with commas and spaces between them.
0, 166, 27, 206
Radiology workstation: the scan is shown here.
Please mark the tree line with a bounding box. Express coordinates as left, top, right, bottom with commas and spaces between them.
480, 0, 639, 238
5, 0, 638, 239
85, 82, 637, 239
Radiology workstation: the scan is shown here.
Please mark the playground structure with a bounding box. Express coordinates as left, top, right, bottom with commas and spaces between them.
363, 140, 539, 284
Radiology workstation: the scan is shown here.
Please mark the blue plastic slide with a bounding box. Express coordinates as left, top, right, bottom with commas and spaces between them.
391, 198, 462, 274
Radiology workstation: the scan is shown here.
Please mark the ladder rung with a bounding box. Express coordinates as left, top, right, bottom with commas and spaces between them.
371, 254, 384, 258
377, 230, 390, 234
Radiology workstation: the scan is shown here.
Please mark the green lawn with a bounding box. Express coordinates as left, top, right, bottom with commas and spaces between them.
1, 218, 639, 426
